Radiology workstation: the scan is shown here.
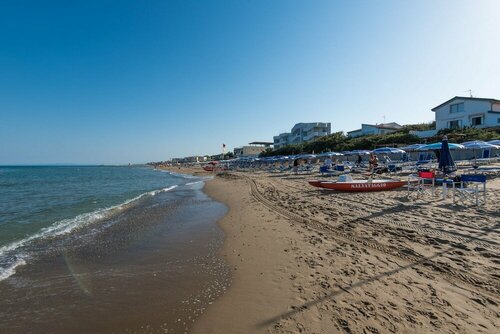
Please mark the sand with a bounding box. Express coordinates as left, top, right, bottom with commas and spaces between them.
176, 166, 500, 334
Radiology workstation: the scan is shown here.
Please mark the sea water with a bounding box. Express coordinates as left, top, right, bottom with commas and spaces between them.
0, 165, 205, 281
0, 165, 230, 332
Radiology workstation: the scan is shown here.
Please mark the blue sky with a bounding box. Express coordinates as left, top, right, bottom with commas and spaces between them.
1, 0, 499, 164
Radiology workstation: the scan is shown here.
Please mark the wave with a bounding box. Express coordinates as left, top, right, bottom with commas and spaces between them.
156, 169, 200, 179
0, 258, 26, 282
0, 185, 178, 282
185, 180, 203, 186
185, 176, 213, 186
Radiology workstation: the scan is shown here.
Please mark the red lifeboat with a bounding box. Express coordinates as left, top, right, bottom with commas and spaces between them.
318, 180, 406, 192
308, 180, 324, 188
309, 175, 406, 192
202, 161, 218, 171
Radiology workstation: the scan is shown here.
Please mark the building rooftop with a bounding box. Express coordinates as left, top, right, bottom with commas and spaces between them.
370, 122, 402, 129
431, 96, 500, 111
248, 141, 273, 146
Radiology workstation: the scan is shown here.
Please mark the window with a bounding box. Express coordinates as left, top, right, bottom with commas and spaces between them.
449, 120, 462, 129
450, 102, 464, 113
471, 116, 483, 126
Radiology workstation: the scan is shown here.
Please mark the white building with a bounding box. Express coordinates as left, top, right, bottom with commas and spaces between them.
273, 133, 291, 149
432, 96, 500, 131
234, 142, 273, 157
347, 122, 402, 138
273, 122, 331, 149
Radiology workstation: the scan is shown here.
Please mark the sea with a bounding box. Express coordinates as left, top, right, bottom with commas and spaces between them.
0, 165, 229, 333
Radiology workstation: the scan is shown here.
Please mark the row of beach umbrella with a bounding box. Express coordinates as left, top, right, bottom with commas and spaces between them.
230, 139, 499, 163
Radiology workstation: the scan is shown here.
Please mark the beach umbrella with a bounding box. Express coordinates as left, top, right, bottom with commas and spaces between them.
462, 141, 500, 150
487, 140, 500, 146
296, 154, 317, 159
461, 140, 483, 146
462, 141, 500, 160
317, 152, 343, 157
372, 147, 406, 154
438, 136, 457, 174
343, 150, 371, 156
417, 142, 465, 151
263, 156, 278, 162
400, 143, 427, 151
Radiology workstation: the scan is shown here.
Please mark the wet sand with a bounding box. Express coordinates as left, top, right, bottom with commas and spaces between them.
0, 182, 230, 333
188, 167, 499, 333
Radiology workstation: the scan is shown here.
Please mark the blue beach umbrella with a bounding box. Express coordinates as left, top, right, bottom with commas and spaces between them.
400, 143, 427, 151
418, 142, 465, 151
462, 140, 500, 160
439, 136, 457, 174
462, 140, 500, 150
372, 147, 406, 154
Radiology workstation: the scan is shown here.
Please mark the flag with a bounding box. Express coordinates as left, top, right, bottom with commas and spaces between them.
222, 143, 226, 148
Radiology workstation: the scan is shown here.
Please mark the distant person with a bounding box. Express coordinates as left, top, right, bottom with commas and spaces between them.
369, 153, 378, 172
324, 157, 333, 168
293, 158, 299, 174
356, 154, 362, 166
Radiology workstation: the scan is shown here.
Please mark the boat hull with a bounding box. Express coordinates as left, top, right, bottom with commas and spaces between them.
308, 180, 324, 188
315, 180, 406, 192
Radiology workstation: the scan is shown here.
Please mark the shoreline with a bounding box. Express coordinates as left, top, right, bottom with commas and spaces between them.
0, 171, 230, 333
175, 166, 499, 333
159, 166, 300, 332
193, 172, 304, 334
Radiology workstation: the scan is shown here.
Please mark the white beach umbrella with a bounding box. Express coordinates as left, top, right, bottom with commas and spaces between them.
372, 147, 406, 154
344, 150, 371, 156
317, 152, 343, 157
487, 139, 500, 146
400, 143, 427, 151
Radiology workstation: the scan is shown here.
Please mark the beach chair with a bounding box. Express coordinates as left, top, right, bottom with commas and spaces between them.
334, 165, 345, 172
452, 174, 487, 206
407, 171, 437, 198
319, 165, 331, 175
388, 164, 397, 174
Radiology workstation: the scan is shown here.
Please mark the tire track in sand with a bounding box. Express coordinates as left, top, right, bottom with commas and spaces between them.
241, 174, 499, 298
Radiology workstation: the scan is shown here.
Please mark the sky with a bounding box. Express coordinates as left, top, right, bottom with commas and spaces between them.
1, 0, 499, 164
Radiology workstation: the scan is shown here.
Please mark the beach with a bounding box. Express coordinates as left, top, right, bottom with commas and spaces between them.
1, 165, 498, 333
172, 166, 500, 333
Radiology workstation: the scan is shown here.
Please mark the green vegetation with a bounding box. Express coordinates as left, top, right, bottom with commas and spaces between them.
260, 125, 500, 157
401, 121, 435, 131
436, 127, 500, 142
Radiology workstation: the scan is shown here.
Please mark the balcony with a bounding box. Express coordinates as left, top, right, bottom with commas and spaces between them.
303, 131, 328, 142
